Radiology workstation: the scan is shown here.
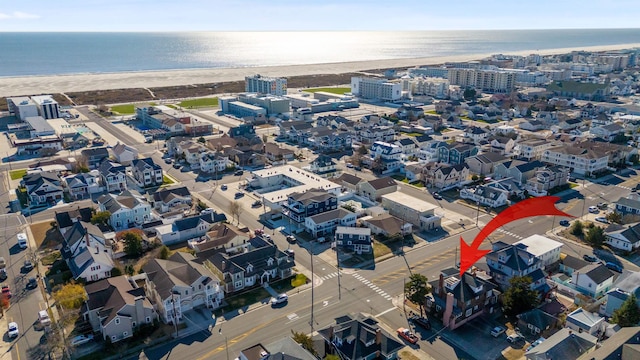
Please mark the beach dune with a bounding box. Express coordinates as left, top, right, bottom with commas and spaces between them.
1, 43, 639, 98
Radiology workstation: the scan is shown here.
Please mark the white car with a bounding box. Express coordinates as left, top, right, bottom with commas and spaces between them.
8, 322, 19, 338
70, 334, 94, 347
595, 217, 610, 224
271, 293, 288, 305
588, 206, 599, 213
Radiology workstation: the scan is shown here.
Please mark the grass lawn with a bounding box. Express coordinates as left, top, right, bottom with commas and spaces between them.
373, 240, 392, 258
162, 175, 174, 185
178, 97, 218, 108
303, 87, 351, 94
110, 104, 136, 114
440, 128, 452, 133
410, 181, 425, 188
399, 350, 422, 360
291, 274, 308, 287
41, 250, 62, 266
400, 132, 424, 137
30, 221, 63, 249
166, 104, 177, 109
9, 169, 27, 180
425, 110, 437, 114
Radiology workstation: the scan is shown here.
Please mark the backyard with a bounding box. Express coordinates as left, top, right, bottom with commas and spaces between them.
178, 97, 219, 108
303, 87, 351, 94
9, 168, 27, 180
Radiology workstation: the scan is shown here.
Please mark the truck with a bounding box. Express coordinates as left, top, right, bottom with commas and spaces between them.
17, 232, 28, 249
397, 328, 419, 344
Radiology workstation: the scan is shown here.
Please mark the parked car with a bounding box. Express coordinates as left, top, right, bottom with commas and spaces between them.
397, 328, 419, 344
172, 163, 181, 169
286, 235, 296, 243
23, 260, 34, 272
559, 220, 570, 226
583, 254, 599, 262
526, 337, 546, 352
1, 285, 11, 299
346, 163, 354, 168
271, 293, 288, 305
164, 158, 173, 164
432, 192, 442, 200
263, 234, 272, 242
234, 170, 244, 176
252, 200, 262, 208
408, 315, 431, 330
8, 322, 18, 338
597, 202, 608, 210
234, 192, 244, 199
507, 333, 524, 343
220, 184, 228, 191
595, 217, 610, 224
255, 229, 264, 236
284, 249, 295, 257
606, 262, 623, 273
200, 208, 215, 215
26, 277, 38, 290
39, 310, 51, 326
70, 334, 94, 347
491, 326, 506, 337
354, 166, 362, 171
588, 206, 599, 213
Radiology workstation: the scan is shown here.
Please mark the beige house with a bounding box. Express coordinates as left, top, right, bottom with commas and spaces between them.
361, 213, 413, 237
465, 152, 508, 176
83, 276, 157, 343
380, 192, 441, 231
425, 163, 469, 190
332, 173, 364, 192
357, 177, 398, 202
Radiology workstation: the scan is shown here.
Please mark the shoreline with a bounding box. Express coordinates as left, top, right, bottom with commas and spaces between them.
1, 42, 639, 97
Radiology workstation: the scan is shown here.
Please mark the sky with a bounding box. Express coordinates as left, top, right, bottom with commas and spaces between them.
1, 0, 639, 32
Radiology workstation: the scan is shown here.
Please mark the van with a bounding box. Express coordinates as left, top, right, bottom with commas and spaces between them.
39, 310, 51, 326
17, 233, 28, 249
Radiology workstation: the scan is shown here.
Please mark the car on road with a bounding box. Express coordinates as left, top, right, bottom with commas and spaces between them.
8, 322, 19, 338
597, 202, 608, 210
588, 206, 599, 213
164, 158, 173, 164
70, 334, 94, 347
27, 277, 38, 290
397, 328, 419, 344
1, 285, 11, 299
491, 326, 507, 337
234, 170, 244, 176
606, 262, 623, 273
346, 163, 354, 168
200, 208, 215, 215
220, 184, 227, 191
286, 235, 296, 243
39, 310, 51, 326
595, 217, 610, 224
526, 337, 546, 352
252, 200, 262, 208
432, 192, 442, 200
172, 163, 181, 169
271, 293, 288, 305
263, 233, 272, 242
507, 333, 524, 343
583, 254, 599, 263
284, 249, 295, 257
408, 315, 431, 330
559, 219, 571, 226
23, 259, 34, 272
354, 166, 362, 171
180, 165, 191, 172
234, 192, 244, 199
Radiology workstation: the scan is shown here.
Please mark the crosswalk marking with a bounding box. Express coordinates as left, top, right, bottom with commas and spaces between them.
496, 228, 524, 240
598, 181, 632, 190
349, 272, 393, 301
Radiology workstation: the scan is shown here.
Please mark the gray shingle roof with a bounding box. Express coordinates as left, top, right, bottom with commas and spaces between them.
366, 177, 397, 190
580, 264, 614, 284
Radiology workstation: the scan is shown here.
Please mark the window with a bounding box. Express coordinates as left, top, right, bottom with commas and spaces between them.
112, 335, 117, 341
115, 318, 120, 325
146, 316, 151, 323
465, 308, 472, 317
132, 321, 136, 327
123, 331, 128, 337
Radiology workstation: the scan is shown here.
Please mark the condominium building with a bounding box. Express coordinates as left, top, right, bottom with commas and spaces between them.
31, 95, 60, 119
245, 74, 287, 96
350, 77, 402, 101
541, 145, 609, 176
514, 139, 557, 161
402, 77, 450, 98
6, 97, 38, 120
447, 69, 515, 93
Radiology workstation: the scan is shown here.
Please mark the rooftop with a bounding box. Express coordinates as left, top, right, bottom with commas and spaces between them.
513, 235, 563, 258
252, 165, 341, 204
380, 192, 438, 213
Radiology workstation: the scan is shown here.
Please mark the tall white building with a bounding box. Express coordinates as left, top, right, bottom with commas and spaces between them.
31, 95, 60, 119
350, 77, 402, 101
402, 77, 450, 98
7, 97, 39, 121
245, 74, 287, 96
447, 69, 515, 93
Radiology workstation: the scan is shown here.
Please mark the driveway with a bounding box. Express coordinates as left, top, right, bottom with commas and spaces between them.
435, 317, 509, 360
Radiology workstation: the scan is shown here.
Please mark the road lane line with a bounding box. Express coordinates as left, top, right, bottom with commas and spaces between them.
376, 307, 397, 317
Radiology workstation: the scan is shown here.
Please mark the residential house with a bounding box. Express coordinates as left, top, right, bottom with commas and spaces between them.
615, 195, 640, 216
604, 272, 640, 317
418, 140, 448, 162
604, 222, 640, 252
204, 240, 294, 293
541, 145, 609, 177
61, 221, 114, 282
464, 126, 490, 144
83, 276, 157, 343
525, 166, 571, 196
487, 177, 526, 199
355, 124, 395, 145
282, 190, 338, 231
334, 226, 372, 254
465, 152, 508, 177
424, 163, 470, 190
381, 191, 441, 231
206, 134, 238, 153
81, 147, 109, 169
132, 158, 163, 188
110, 142, 138, 165
485, 241, 547, 291
426, 268, 500, 330
571, 263, 614, 298
307, 155, 339, 179
263, 142, 295, 163
305, 208, 356, 238
238, 338, 317, 360
488, 136, 516, 155
524, 328, 597, 360
513, 235, 563, 267
552, 118, 584, 133
98, 161, 128, 193
191, 223, 252, 254
584, 326, 640, 360
332, 173, 363, 193
361, 214, 413, 238
559, 255, 589, 277
394, 138, 418, 159
199, 152, 228, 174
357, 177, 398, 202
315, 313, 404, 360
519, 120, 545, 132
278, 121, 314, 142
156, 212, 226, 246
175, 141, 208, 170
439, 142, 478, 165
55, 206, 95, 235
142, 252, 224, 324
517, 308, 559, 337
368, 141, 403, 174
494, 160, 547, 184
460, 185, 509, 208
515, 139, 556, 161
151, 186, 192, 214
566, 308, 605, 336
24, 171, 63, 206
63, 171, 102, 200
590, 123, 625, 142
97, 190, 152, 231
403, 163, 424, 182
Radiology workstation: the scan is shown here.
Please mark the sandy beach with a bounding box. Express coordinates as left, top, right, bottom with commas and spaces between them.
1, 43, 639, 98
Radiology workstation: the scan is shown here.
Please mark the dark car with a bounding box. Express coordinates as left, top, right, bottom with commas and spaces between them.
559, 220, 570, 226
26, 277, 38, 290
23, 260, 34, 272
353, 166, 362, 171
164, 158, 173, 164
234, 192, 244, 199
234, 170, 244, 176
220, 184, 228, 191
432, 192, 442, 200
172, 163, 181, 169
606, 262, 623, 273
409, 315, 431, 330
252, 200, 262, 208
583, 254, 599, 262
284, 249, 295, 257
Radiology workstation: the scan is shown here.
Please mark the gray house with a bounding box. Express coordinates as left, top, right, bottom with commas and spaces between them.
83, 276, 157, 343
334, 226, 372, 254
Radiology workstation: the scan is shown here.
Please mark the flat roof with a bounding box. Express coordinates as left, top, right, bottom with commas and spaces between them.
47, 118, 76, 135
229, 101, 265, 111
252, 165, 341, 204
30, 95, 58, 105
8, 96, 34, 106
514, 234, 563, 256
380, 192, 438, 212
25, 116, 55, 133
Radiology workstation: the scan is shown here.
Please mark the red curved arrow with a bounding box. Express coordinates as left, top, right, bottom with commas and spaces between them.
459, 196, 573, 276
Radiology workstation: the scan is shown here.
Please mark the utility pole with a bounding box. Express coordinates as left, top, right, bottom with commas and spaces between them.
581, 178, 587, 220
476, 200, 481, 227
335, 235, 341, 301
219, 328, 230, 360
310, 239, 315, 334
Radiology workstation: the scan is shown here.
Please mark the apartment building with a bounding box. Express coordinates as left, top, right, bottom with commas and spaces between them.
515, 139, 557, 161
31, 95, 60, 119
350, 77, 402, 101
245, 74, 287, 96
447, 69, 515, 93
541, 145, 609, 176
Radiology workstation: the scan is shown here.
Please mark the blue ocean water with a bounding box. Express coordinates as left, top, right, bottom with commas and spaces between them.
0, 29, 639, 77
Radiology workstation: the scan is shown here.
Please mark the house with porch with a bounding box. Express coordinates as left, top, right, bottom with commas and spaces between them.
61, 221, 114, 282
306, 155, 339, 179
424, 163, 470, 190
465, 152, 509, 177
281, 190, 338, 233
25, 172, 63, 206
459, 185, 509, 208
110, 143, 138, 165
81, 147, 109, 169
439, 142, 479, 165
305, 208, 357, 238
356, 177, 398, 202
156, 212, 226, 246
360, 213, 413, 238
604, 222, 640, 252
97, 190, 152, 231
132, 158, 164, 188
485, 241, 547, 291
98, 161, 128, 193
334, 226, 372, 254
63, 171, 102, 200
151, 186, 192, 214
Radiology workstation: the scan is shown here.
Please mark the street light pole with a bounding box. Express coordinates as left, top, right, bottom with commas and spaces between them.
219, 328, 230, 360
310, 239, 315, 334
476, 200, 480, 227
581, 178, 587, 220
335, 235, 341, 301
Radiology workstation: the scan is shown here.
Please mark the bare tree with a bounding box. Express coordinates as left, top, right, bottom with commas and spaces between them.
351, 153, 362, 166
229, 201, 244, 224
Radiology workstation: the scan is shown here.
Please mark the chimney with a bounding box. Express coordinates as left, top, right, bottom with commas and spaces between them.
439, 273, 444, 294
85, 228, 90, 248
375, 328, 382, 345
328, 325, 334, 341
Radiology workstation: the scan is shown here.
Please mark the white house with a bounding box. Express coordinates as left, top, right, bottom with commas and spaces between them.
604, 222, 640, 252
368, 141, 403, 174
111, 142, 138, 165
98, 161, 128, 193
61, 222, 115, 282
97, 190, 152, 231
63, 171, 102, 200
304, 208, 356, 238
156, 212, 226, 246
132, 158, 164, 188
571, 264, 615, 298
199, 152, 228, 174
513, 235, 563, 267
459, 185, 509, 208
565, 308, 606, 336
306, 155, 339, 179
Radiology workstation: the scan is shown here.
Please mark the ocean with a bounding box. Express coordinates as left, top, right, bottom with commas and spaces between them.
1, 29, 639, 77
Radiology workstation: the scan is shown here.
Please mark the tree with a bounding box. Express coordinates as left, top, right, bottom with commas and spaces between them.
612, 293, 640, 327
229, 201, 243, 225
159, 245, 170, 260
350, 153, 362, 166
371, 156, 384, 173
502, 276, 539, 317
324, 356, 341, 360
110, 267, 123, 277
125, 265, 135, 276
584, 226, 605, 248
91, 210, 111, 226
463, 88, 476, 101
357, 145, 368, 155
471, 174, 479, 182
53, 283, 88, 309
74, 155, 90, 173
291, 330, 317, 356
571, 220, 584, 237
404, 273, 431, 316
123, 231, 143, 257
606, 211, 623, 224
197, 136, 206, 143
